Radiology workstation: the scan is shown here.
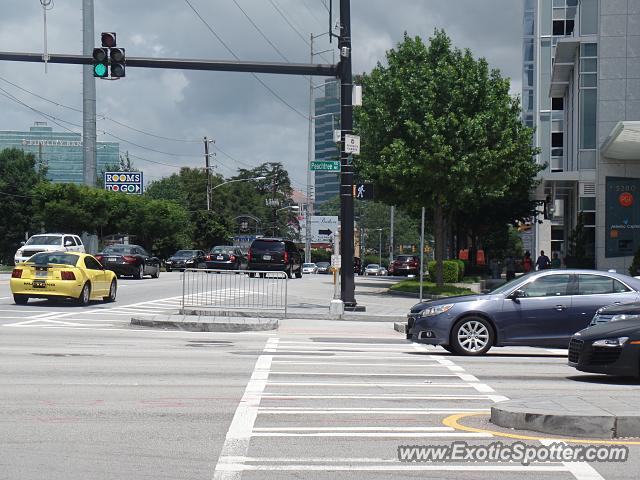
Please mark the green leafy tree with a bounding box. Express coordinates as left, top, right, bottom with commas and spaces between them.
0, 148, 48, 264
565, 212, 594, 269
355, 31, 541, 285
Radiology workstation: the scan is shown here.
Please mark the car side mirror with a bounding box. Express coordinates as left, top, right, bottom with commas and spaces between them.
509, 289, 525, 300
20, 241, 26, 246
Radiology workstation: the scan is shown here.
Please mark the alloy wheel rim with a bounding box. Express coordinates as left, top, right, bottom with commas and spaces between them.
110, 282, 116, 299
457, 320, 489, 352
83, 286, 89, 303
139, 265, 144, 277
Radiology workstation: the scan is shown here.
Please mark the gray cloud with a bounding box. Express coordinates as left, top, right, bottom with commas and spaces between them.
0, 0, 524, 192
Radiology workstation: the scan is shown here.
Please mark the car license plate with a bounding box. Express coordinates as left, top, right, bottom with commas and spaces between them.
35, 271, 48, 278
32, 280, 46, 288
263, 255, 271, 261
217, 255, 224, 260
107, 257, 117, 262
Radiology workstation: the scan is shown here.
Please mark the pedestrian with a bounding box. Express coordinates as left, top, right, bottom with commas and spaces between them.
523, 251, 533, 273
536, 250, 551, 270
551, 252, 562, 269
504, 254, 516, 281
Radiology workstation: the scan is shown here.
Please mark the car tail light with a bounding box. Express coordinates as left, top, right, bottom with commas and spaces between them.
410, 260, 418, 267
95, 255, 104, 263
122, 255, 137, 263
206, 254, 212, 261
61, 271, 76, 281
11, 269, 22, 278
248, 250, 253, 262
283, 251, 289, 264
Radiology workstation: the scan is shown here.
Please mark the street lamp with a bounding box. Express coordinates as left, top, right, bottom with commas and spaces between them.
273, 205, 299, 236
211, 176, 266, 191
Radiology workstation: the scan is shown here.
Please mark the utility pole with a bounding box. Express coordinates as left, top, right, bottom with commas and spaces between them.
204, 137, 212, 210
82, 0, 96, 186
389, 206, 395, 265
305, 34, 314, 263
339, 0, 357, 308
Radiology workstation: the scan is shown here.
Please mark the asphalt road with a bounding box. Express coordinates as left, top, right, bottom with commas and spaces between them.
1, 273, 639, 479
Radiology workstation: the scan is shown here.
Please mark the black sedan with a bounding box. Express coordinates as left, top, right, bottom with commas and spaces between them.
96, 244, 161, 279
205, 246, 248, 271
568, 318, 640, 377
165, 249, 206, 272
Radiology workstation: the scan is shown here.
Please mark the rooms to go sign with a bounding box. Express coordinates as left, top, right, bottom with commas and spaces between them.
104, 171, 143, 194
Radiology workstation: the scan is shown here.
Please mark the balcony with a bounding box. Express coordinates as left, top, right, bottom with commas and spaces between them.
549, 38, 580, 97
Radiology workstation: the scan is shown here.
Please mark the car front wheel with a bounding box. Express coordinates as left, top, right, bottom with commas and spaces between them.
451, 317, 494, 356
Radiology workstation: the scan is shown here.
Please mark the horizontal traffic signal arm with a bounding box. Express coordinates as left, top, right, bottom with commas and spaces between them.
0, 51, 337, 76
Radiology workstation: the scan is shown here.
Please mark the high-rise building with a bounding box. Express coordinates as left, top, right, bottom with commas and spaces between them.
524, 0, 640, 271
0, 122, 119, 184
313, 79, 341, 212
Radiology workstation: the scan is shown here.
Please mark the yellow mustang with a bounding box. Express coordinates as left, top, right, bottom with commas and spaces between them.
11, 251, 117, 306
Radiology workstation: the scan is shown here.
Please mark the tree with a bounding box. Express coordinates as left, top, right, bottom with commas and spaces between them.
0, 148, 48, 264
355, 31, 541, 285
96, 151, 137, 187
565, 212, 595, 269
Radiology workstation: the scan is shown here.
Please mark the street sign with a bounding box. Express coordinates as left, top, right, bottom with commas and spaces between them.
299, 215, 339, 243
104, 171, 143, 194
353, 183, 374, 200
344, 134, 360, 155
310, 160, 341, 172
331, 254, 342, 268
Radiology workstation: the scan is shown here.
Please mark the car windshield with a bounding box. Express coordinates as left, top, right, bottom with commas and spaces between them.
367, 265, 380, 269
25, 235, 62, 246
26, 252, 79, 266
317, 262, 330, 267
174, 250, 197, 258
103, 245, 135, 254
303, 263, 316, 268
251, 240, 285, 252
489, 272, 537, 295
396, 256, 415, 262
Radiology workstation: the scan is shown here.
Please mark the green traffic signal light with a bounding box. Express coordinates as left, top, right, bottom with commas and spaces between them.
93, 63, 108, 77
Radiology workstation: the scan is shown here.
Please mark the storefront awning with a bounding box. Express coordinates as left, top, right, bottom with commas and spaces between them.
601, 121, 640, 160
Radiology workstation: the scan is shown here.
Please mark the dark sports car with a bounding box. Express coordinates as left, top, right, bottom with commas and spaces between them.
569, 318, 640, 378
205, 246, 248, 271
165, 250, 206, 272
96, 244, 161, 279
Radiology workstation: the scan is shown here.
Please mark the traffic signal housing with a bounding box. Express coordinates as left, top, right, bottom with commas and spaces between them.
110, 48, 126, 78
92, 48, 108, 78
101, 32, 116, 48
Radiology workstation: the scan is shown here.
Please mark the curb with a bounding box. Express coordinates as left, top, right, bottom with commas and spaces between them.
393, 322, 407, 334
179, 309, 406, 323
491, 396, 640, 439
131, 315, 278, 332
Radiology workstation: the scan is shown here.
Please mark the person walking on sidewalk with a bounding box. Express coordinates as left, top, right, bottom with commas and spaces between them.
523, 251, 533, 273
536, 250, 551, 270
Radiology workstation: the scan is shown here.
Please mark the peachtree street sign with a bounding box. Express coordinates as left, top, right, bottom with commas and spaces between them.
310, 160, 340, 172
104, 171, 143, 194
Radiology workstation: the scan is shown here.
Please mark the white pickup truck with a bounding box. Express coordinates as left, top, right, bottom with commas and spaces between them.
14, 233, 85, 264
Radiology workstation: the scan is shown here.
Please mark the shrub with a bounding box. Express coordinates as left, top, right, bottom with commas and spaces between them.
455, 259, 465, 280
428, 260, 459, 283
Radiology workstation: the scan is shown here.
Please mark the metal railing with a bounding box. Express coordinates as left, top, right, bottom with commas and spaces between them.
181, 269, 288, 317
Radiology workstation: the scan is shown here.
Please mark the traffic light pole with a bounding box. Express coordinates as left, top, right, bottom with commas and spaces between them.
82, 0, 96, 187
338, 0, 358, 309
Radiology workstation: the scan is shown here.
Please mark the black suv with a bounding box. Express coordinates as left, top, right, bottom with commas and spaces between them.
248, 238, 302, 278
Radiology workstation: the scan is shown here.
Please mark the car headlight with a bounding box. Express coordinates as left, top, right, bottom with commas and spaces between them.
419, 304, 455, 317
610, 314, 640, 322
592, 337, 629, 348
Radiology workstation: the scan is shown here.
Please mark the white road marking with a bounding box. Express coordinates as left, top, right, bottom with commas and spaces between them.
268, 371, 459, 377
212, 338, 277, 480
250, 432, 494, 438
252, 426, 455, 432
258, 408, 491, 415
266, 382, 474, 388
539, 440, 605, 480
214, 463, 568, 472
271, 361, 445, 367
260, 394, 502, 400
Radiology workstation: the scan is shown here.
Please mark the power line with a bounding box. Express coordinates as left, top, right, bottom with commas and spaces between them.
0, 75, 201, 143
184, 0, 308, 120
231, 0, 290, 62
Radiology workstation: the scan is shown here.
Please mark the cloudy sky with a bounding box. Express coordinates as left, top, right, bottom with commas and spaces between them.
0, 0, 524, 193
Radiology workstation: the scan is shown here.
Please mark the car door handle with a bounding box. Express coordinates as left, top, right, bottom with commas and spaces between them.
555, 305, 567, 311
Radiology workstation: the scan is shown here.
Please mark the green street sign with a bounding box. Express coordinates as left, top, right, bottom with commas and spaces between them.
311, 160, 341, 172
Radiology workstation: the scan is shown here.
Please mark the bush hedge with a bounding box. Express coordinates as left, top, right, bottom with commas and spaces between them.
427, 260, 459, 283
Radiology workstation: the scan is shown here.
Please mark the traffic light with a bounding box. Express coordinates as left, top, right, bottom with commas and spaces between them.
101, 32, 117, 48
92, 48, 108, 78
110, 48, 126, 78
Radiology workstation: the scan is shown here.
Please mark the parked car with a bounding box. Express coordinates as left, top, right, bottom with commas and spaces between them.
14, 233, 85, 264
316, 261, 331, 274
407, 269, 640, 356
10, 251, 117, 306
247, 238, 302, 278
389, 255, 419, 276
302, 263, 318, 274
568, 319, 640, 377
364, 264, 383, 276
590, 301, 640, 327
165, 250, 206, 271
95, 244, 161, 279
205, 246, 248, 271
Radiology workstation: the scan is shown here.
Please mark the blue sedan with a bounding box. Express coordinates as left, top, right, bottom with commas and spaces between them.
407, 269, 640, 356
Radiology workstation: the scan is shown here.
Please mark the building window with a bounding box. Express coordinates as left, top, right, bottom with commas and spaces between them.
579, 43, 597, 151
580, 0, 599, 35
552, 0, 577, 37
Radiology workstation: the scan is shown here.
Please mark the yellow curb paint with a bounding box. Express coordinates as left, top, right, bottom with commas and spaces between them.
443, 412, 640, 446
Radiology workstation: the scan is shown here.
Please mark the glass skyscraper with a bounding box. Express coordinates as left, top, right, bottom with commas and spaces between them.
313, 79, 341, 211
523, 0, 640, 271
0, 122, 119, 184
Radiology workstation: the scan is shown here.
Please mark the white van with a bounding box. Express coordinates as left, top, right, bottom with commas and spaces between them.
14, 234, 85, 264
